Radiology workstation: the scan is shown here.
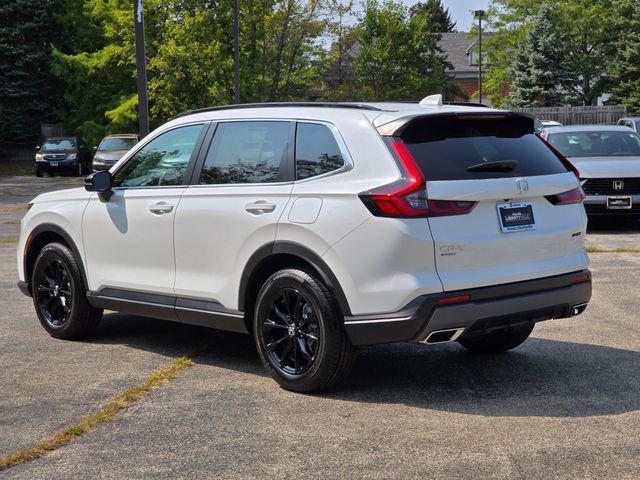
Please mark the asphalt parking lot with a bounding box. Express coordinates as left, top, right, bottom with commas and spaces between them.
1, 175, 639, 479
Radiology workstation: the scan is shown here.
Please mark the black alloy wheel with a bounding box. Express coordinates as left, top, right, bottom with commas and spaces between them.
260, 288, 320, 376
32, 242, 102, 339
254, 269, 354, 392
35, 257, 73, 328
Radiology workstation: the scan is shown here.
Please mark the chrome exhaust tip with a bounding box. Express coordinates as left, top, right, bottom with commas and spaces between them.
571, 303, 588, 316
422, 327, 466, 344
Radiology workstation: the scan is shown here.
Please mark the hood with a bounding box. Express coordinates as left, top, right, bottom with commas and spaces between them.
568, 156, 640, 178
40, 149, 75, 154
94, 150, 128, 161
32, 187, 92, 204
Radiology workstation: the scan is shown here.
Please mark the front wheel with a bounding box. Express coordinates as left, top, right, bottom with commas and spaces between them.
31, 242, 102, 339
459, 322, 534, 353
253, 269, 354, 392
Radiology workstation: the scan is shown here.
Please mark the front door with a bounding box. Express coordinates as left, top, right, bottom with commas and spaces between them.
83, 123, 206, 295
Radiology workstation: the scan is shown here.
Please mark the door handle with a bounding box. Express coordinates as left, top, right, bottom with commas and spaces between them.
245, 201, 276, 215
148, 202, 174, 215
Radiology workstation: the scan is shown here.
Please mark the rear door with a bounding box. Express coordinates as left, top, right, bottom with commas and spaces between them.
173, 120, 294, 310
398, 113, 588, 291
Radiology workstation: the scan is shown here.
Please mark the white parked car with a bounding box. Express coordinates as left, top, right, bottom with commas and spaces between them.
617, 117, 640, 134
544, 125, 640, 217
17, 97, 592, 391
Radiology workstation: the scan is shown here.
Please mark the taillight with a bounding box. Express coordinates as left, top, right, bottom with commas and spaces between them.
545, 186, 586, 205
538, 135, 580, 178
359, 138, 477, 218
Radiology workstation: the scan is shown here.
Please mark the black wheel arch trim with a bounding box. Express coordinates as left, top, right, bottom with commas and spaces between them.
21, 223, 89, 297
238, 241, 352, 316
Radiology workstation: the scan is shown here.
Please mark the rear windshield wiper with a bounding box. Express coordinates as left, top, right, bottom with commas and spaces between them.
466, 160, 519, 172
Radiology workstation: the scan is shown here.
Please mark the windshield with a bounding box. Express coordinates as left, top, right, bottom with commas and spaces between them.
98, 137, 137, 151
42, 139, 75, 150
548, 131, 640, 158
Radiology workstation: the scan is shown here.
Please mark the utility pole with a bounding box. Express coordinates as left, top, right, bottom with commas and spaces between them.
233, 0, 240, 104
474, 10, 485, 105
134, 0, 150, 137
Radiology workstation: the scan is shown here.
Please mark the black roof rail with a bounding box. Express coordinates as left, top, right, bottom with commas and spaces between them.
444, 102, 491, 108
173, 102, 385, 119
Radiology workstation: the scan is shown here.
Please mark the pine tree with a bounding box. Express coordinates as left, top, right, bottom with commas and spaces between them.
608, 0, 640, 115
409, 0, 455, 33
507, 5, 573, 108
0, 0, 58, 143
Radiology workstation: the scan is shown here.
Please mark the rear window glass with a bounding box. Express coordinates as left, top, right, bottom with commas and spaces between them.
199, 121, 290, 184
399, 115, 567, 181
547, 130, 640, 158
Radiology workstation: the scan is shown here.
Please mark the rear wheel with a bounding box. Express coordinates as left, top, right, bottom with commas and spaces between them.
459, 322, 534, 353
31, 242, 102, 339
253, 269, 354, 392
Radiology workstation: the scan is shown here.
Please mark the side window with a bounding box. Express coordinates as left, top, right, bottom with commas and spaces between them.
112, 124, 203, 187
295, 122, 345, 180
199, 121, 290, 184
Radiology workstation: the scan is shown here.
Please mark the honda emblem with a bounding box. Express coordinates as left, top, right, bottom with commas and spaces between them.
516, 179, 529, 194
612, 180, 624, 191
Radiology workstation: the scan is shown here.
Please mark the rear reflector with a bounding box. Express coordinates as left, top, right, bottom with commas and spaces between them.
545, 187, 586, 205
438, 294, 471, 304
571, 272, 591, 284
359, 138, 477, 218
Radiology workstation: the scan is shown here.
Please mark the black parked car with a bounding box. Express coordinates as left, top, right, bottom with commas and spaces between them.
35, 137, 92, 177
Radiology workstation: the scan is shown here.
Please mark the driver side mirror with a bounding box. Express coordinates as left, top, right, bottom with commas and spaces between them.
84, 170, 113, 201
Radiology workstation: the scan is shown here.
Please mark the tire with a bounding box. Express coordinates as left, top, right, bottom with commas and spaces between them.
459, 322, 534, 354
253, 268, 354, 392
35, 169, 43, 177
76, 161, 83, 176
31, 242, 102, 339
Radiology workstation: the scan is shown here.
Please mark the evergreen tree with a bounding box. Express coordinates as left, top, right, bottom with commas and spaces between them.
0, 0, 58, 142
608, 0, 640, 115
409, 0, 455, 33
507, 5, 573, 107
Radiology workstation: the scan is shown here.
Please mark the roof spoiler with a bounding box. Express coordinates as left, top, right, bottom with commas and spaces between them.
376, 111, 537, 137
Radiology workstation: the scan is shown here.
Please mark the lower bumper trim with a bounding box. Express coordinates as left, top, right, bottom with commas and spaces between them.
344, 270, 592, 346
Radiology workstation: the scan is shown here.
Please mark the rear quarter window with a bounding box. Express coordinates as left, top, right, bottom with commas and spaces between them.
399, 115, 568, 181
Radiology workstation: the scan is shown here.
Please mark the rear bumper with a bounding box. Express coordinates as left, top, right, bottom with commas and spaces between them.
344, 270, 592, 346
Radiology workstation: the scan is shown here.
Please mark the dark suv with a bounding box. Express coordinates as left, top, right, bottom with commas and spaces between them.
35, 137, 92, 177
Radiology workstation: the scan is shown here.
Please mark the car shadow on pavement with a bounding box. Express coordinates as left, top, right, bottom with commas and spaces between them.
92, 314, 640, 419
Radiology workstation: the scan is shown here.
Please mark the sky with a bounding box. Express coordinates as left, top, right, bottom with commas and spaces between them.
349, 1, 491, 32
402, 0, 491, 31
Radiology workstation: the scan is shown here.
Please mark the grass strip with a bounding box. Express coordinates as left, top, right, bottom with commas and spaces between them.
586, 247, 640, 253
0, 355, 194, 471
0, 238, 18, 243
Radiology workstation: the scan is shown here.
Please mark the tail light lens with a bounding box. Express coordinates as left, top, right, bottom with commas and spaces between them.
538, 135, 580, 178
359, 138, 477, 218
545, 186, 586, 205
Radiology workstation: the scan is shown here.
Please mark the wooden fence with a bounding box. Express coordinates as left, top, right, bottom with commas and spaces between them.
1, 124, 65, 163
514, 105, 627, 126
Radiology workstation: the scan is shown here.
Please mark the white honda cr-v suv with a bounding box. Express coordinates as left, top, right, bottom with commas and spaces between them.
17, 96, 592, 392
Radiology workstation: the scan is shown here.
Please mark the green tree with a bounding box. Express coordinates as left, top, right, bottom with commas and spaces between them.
409, 0, 456, 33
320, 1, 358, 100
484, 0, 615, 107
354, 0, 452, 101
608, 0, 640, 115
507, 5, 573, 107
0, 0, 59, 142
